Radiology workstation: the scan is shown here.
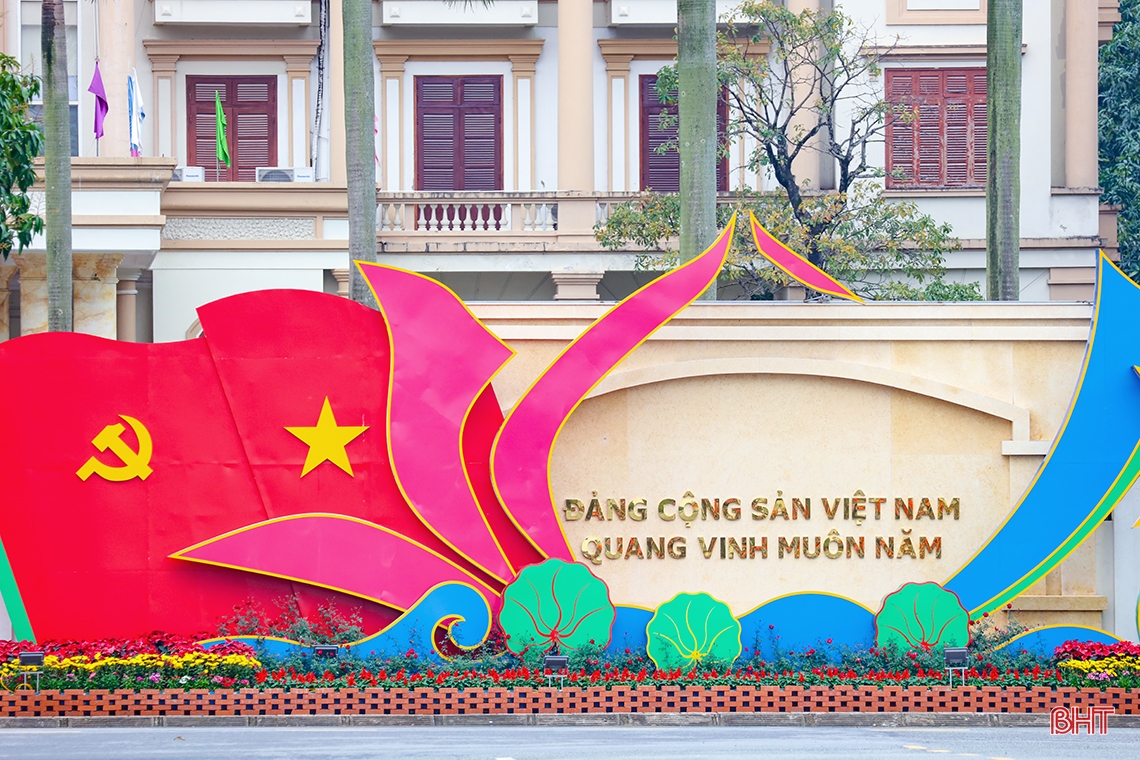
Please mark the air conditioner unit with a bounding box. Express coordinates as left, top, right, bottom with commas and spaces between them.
172, 166, 205, 182
256, 167, 315, 183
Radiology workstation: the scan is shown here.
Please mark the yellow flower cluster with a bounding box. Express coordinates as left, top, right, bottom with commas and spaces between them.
1059, 655, 1140, 676
0, 651, 260, 678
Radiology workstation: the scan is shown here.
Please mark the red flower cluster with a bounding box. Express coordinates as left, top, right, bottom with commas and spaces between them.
1054, 640, 1140, 662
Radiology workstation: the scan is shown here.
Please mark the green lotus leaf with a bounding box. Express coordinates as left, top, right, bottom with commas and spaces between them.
875, 581, 969, 649
498, 559, 615, 654
646, 592, 741, 670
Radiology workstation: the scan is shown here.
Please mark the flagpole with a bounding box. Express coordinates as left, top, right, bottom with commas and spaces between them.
93, 0, 100, 157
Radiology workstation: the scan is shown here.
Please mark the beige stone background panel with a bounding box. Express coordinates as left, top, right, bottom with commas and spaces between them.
552, 374, 1016, 616
481, 302, 1102, 627
1011, 341, 1087, 440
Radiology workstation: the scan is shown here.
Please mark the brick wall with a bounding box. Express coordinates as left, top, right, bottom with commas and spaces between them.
0, 687, 1135, 717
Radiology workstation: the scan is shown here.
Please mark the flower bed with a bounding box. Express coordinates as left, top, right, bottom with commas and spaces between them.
3, 635, 1139, 704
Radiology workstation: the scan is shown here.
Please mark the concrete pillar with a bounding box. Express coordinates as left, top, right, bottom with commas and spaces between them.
1065, 0, 1100, 188
331, 268, 351, 297
0, 264, 15, 341
551, 270, 604, 300
13, 253, 122, 338
73, 254, 123, 338
96, 0, 133, 156
12, 254, 47, 336
329, 0, 348, 186
556, 0, 597, 244
116, 269, 141, 341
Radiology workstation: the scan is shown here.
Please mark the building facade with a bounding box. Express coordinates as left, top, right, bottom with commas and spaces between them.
0, 0, 1123, 344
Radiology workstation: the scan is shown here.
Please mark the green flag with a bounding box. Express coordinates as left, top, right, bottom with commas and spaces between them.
214, 90, 231, 169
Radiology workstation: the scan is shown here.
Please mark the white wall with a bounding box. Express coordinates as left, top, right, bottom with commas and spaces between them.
150, 255, 328, 342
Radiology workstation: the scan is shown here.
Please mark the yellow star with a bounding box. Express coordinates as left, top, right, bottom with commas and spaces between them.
285, 397, 369, 477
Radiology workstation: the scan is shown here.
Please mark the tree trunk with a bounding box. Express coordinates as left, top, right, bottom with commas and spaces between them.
678, 0, 719, 299
986, 0, 1022, 301
342, 0, 377, 307
42, 0, 71, 330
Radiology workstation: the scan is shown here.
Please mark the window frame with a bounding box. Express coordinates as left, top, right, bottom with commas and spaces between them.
186, 75, 279, 182
884, 67, 988, 191
638, 74, 729, 193
413, 75, 504, 192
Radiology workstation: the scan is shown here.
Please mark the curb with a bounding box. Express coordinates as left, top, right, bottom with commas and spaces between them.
2, 713, 1140, 729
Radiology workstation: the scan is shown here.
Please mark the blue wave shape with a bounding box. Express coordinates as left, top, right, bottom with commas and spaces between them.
738, 593, 875, 661
946, 256, 1140, 613
605, 606, 652, 654
995, 625, 1120, 657
200, 582, 491, 661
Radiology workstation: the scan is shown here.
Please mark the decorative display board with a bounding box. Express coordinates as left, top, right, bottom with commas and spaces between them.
0, 218, 1132, 663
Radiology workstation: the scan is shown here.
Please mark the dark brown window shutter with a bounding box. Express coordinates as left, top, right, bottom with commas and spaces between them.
886, 68, 987, 189
187, 76, 277, 182
415, 76, 503, 191
639, 75, 728, 192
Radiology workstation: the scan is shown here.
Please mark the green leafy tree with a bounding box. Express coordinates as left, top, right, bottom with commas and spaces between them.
42, 0, 71, 330
0, 55, 44, 261
1100, 0, 1140, 278
607, 1, 977, 300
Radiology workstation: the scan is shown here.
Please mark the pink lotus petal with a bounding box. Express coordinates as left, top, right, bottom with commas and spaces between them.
171, 514, 499, 611
492, 218, 737, 559
749, 213, 863, 303
358, 264, 516, 582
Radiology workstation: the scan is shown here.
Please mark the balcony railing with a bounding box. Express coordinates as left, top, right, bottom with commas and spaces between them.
374, 191, 749, 241
377, 192, 559, 234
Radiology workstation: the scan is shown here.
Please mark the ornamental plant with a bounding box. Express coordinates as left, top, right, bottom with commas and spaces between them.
646, 592, 742, 670
498, 559, 616, 656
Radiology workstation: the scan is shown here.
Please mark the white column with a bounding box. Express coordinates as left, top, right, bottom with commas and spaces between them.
151, 55, 179, 159
510, 54, 539, 192
378, 56, 407, 190
285, 55, 314, 168
605, 55, 632, 192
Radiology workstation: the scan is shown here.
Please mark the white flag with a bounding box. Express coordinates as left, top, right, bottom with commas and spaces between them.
128, 68, 146, 157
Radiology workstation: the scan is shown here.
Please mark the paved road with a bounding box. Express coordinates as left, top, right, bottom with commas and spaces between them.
0, 726, 1137, 760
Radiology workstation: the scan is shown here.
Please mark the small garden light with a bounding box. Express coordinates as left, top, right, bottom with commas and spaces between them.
18, 651, 44, 692
543, 653, 569, 690
944, 647, 968, 688
313, 645, 339, 658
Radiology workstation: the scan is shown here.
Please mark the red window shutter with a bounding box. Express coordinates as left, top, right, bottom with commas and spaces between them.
640, 75, 728, 192
886, 68, 987, 189
186, 76, 277, 182
415, 76, 502, 191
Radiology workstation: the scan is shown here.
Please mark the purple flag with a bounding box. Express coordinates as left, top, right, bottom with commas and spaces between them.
88, 62, 108, 140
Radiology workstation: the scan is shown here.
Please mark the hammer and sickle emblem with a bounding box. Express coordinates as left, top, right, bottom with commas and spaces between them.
76, 415, 154, 482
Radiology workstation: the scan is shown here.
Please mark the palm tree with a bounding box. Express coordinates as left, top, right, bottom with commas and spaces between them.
42, 0, 72, 329
678, 0, 719, 299
343, 0, 377, 306
986, 0, 1022, 300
